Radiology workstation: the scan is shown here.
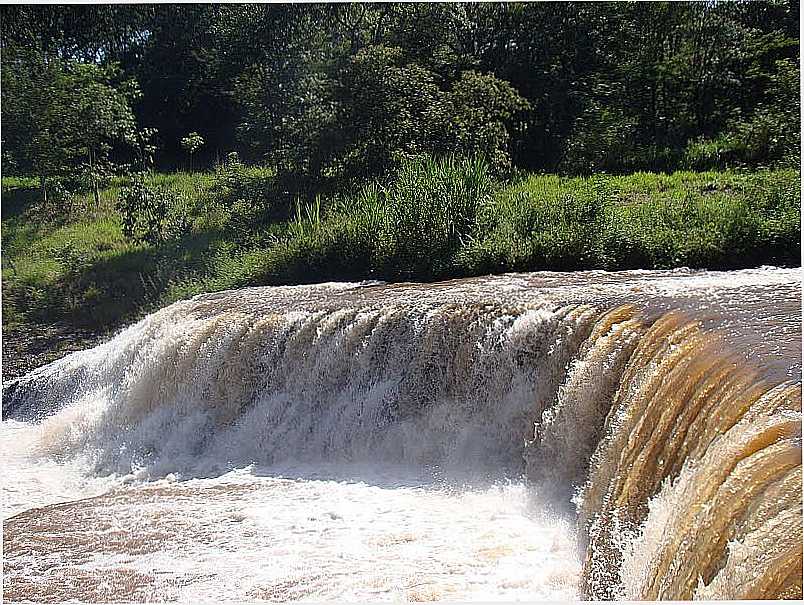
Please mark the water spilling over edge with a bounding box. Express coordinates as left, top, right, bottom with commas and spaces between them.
2, 267, 801, 600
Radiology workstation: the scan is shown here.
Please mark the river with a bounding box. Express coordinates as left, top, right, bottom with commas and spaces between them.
2, 267, 801, 601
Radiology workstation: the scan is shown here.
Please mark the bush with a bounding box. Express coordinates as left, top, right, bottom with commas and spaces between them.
745, 169, 801, 265
117, 178, 185, 244
273, 163, 800, 282
561, 105, 642, 174
332, 45, 447, 180
683, 60, 800, 171
443, 71, 531, 176
207, 154, 282, 228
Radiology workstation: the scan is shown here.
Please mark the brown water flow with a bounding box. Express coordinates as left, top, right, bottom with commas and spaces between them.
531, 310, 802, 599
2, 268, 801, 601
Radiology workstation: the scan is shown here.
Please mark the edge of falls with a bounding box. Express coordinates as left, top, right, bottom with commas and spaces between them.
2, 288, 801, 600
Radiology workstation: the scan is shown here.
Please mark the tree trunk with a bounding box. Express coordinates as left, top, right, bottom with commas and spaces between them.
89, 147, 100, 208
40, 174, 48, 206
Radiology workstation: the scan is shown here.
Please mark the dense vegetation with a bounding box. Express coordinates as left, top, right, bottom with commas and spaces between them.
2, 2, 799, 181
1, 2, 800, 376
3, 160, 799, 330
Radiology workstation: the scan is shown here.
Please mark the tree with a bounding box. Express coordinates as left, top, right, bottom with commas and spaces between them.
332, 45, 445, 178
1, 47, 139, 204
1, 2, 800, 178
1, 46, 71, 202
132, 4, 236, 170
444, 70, 530, 174
231, 3, 338, 178
65, 62, 140, 205
180, 132, 205, 173
328, 45, 529, 180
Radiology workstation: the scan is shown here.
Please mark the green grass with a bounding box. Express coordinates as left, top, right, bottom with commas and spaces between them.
2, 172, 216, 329
461, 168, 800, 272
2, 160, 800, 343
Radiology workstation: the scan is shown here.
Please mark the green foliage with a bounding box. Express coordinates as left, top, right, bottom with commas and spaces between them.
1, 10, 159, 190
117, 179, 185, 245
460, 169, 800, 272
243, 155, 496, 282
1, 45, 142, 205
461, 176, 610, 271
683, 57, 801, 172
1, 46, 74, 183
445, 71, 531, 175
180, 132, 205, 172
329, 46, 529, 181
258, 156, 483, 280
376, 155, 495, 276
205, 154, 282, 232
236, 53, 336, 178
180, 132, 205, 155
1, 2, 799, 178
332, 45, 445, 178
66, 62, 141, 153
265, 159, 801, 284
561, 106, 644, 175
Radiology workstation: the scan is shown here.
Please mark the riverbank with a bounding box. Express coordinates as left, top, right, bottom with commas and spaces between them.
1, 323, 102, 381
2, 162, 799, 379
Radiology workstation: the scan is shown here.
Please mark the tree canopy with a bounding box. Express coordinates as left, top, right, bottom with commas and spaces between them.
1, 1, 799, 182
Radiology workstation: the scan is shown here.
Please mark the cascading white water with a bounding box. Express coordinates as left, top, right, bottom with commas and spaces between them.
4, 301, 599, 480
2, 267, 801, 602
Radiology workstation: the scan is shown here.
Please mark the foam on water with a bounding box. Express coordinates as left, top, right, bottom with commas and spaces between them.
2, 267, 801, 601
4, 473, 580, 602
1, 420, 115, 519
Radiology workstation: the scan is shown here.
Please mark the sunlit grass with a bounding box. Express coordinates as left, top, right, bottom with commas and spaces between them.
1, 161, 799, 335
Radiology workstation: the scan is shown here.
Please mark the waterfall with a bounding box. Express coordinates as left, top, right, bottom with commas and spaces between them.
3, 270, 801, 600
529, 307, 801, 600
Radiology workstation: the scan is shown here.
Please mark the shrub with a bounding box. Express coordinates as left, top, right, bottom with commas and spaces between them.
460, 169, 801, 273
207, 154, 282, 228
746, 169, 801, 265
332, 45, 446, 179
117, 178, 185, 244
561, 105, 642, 174
683, 60, 801, 171
180, 131, 205, 172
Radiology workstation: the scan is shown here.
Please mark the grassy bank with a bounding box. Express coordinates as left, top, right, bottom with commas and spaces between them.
2, 158, 800, 375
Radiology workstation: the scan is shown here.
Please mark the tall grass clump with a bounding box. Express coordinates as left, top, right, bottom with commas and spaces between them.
377, 154, 494, 277
264, 154, 497, 281
459, 175, 610, 272
259, 189, 380, 282
597, 194, 752, 268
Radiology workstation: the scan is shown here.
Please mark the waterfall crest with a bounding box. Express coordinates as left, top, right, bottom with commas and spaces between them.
530, 311, 802, 600
3, 274, 801, 600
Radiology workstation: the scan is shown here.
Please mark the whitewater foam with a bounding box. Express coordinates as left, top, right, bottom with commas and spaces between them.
3, 267, 801, 601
